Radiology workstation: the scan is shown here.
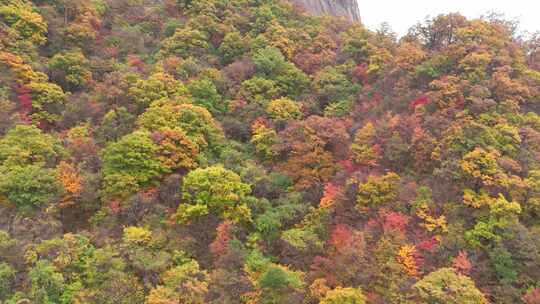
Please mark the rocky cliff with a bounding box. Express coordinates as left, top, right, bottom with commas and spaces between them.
293, 0, 361, 22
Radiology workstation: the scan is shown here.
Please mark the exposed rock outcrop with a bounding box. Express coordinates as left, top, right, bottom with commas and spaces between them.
293, 0, 361, 22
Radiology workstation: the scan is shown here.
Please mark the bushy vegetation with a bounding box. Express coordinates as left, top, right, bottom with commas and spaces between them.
0, 0, 539, 303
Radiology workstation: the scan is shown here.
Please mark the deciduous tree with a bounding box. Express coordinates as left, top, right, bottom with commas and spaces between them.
412, 268, 487, 304
176, 166, 251, 224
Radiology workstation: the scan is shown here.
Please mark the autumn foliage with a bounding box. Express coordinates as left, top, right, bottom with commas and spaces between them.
0, 0, 538, 303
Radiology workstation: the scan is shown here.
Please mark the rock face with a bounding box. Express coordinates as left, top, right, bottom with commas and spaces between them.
293, 0, 361, 22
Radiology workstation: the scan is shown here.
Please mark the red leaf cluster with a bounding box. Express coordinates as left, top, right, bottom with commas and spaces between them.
352, 64, 368, 84
210, 220, 234, 258
320, 183, 344, 209
330, 224, 364, 253
16, 85, 32, 114
381, 211, 409, 233
108, 200, 121, 215
452, 251, 472, 275
523, 289, 540, 304
409, 95, 429, 110
417, 236, 439, 252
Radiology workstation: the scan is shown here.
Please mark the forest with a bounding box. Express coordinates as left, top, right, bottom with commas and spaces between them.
0, 0, 540, 303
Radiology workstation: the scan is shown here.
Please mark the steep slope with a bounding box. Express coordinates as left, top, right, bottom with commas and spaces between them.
293, 0, 361, 22
1, 0, 540, 303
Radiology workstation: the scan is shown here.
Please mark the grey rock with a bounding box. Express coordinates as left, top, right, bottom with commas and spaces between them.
292, 0, 361, 22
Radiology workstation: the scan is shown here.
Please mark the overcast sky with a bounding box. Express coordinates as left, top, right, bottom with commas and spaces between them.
359, 0, 540, 37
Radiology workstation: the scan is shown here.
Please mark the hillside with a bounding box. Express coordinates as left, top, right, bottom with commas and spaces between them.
0, 0, 539, 303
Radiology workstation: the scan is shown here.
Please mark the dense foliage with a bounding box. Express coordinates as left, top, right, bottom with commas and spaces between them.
0, 0, 539, 303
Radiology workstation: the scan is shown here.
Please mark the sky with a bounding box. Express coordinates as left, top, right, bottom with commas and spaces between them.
359, 0, 540, 37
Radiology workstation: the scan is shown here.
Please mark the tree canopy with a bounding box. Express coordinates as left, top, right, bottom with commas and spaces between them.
0, 0, 538, 303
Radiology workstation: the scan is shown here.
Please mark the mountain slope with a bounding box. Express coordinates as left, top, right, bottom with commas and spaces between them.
0, 1, 539, 303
